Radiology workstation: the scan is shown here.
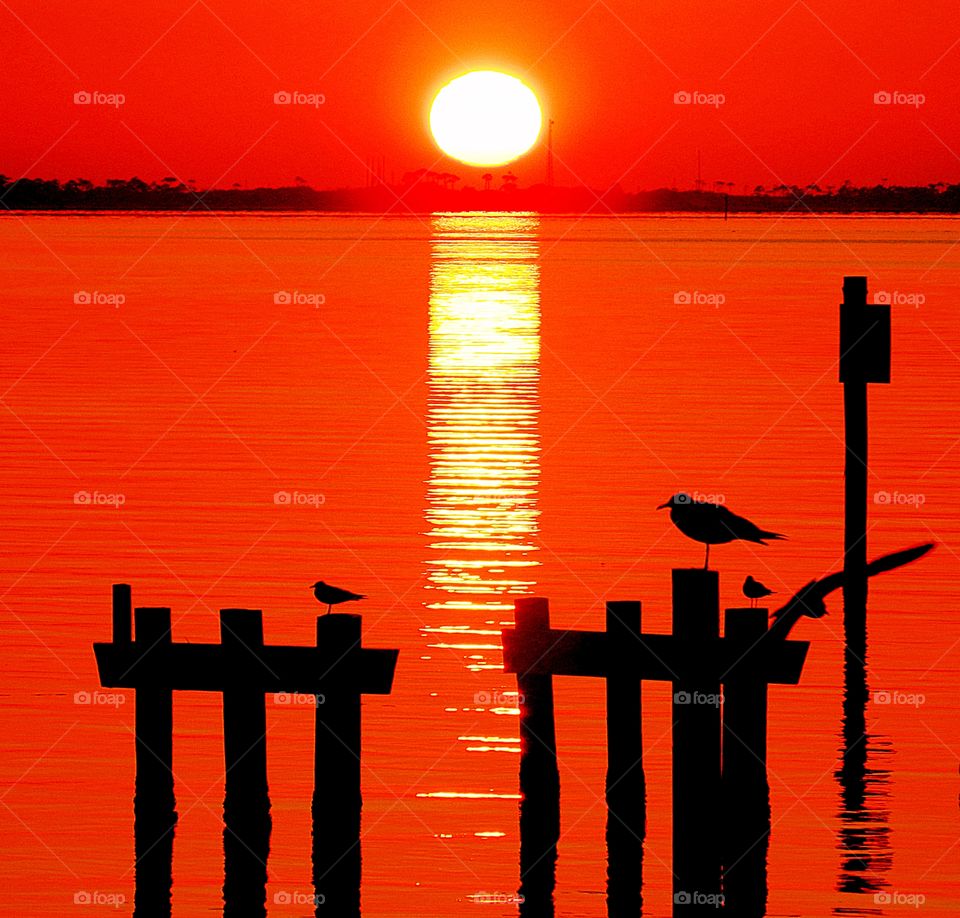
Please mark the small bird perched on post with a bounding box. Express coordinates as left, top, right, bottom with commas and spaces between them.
310, 581, 366, 614
743, 575, 775, 607
657, 493, 786, 569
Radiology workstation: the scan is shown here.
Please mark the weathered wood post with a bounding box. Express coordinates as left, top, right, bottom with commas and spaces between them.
839, 275, 890, 658
605, 600, 645, 916
672, 570, 722, 916
113, 583, 131, 645
515, 597, 560, 914
221, 610, 271, 917
132, 605, 176, 918
221, 610, 269, 794
134, 607, 174, 808
313, 613, 362, 917
722, 607, 771, 918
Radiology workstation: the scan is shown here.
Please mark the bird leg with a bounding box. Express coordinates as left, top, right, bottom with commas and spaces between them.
703, 544, 710, 570
327, 603, 332, 615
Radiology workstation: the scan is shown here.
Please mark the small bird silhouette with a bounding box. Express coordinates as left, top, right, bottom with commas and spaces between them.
657, 493, 786, 569
743, 575, 775, 607
310, 581, 366, 614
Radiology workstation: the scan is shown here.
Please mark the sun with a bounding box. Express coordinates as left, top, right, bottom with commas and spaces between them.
429, 71, 542, 168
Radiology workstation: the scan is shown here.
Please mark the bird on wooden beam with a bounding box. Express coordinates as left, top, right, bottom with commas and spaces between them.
310, 581, 366, 614
657, 493, 786, 569
743, 575, 775, 607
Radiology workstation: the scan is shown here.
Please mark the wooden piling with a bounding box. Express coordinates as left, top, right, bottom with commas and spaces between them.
842, 278, 869, 657
605, 600, 645, 917
671, 570, 722, 916
113, 583, 131, 645
133, 608, 174, 809
839, 274, 890, 659
722, 607, 771, 918
313, 613, 362, 917
515, 597, 560, 915
220, 610, 269, 796
133, 602, 175, 918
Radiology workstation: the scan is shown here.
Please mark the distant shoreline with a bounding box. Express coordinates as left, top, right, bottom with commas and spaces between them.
4, 209, 960, 217
2, 177, 958, 215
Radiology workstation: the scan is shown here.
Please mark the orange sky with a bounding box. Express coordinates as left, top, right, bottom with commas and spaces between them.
1, 0, 958, 191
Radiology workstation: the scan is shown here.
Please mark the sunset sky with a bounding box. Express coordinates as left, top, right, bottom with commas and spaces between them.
1, 0, 958, 191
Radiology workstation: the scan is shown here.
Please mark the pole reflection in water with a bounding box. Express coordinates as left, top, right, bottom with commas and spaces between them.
834, 650, 893, 907
422, 213, 548, 910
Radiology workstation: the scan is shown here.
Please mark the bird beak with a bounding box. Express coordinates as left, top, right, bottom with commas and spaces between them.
656, 502, 669, 510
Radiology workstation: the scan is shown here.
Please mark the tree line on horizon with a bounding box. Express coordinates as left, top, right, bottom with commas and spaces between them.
1, 173, 958, 213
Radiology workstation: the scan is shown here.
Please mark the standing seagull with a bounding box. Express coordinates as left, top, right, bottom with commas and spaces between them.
743, 575, 775, 607
310, 580, 366, 614
657, 493, 786, 569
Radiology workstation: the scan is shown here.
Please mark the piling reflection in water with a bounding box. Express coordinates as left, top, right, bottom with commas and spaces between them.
835, 650, 893, 904
133, 780, 176, 918
425, 212, 542, 655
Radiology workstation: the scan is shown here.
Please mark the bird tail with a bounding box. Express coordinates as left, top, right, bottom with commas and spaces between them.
758, 530, 787, 542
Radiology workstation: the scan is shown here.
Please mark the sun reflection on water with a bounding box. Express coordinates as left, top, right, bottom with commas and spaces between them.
423, 213, 541, 680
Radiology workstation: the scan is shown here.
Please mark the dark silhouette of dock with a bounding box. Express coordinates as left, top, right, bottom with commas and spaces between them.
93, 585, 398, 917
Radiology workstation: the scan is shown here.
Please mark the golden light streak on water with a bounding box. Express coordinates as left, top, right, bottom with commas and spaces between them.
423, 213, 542, 676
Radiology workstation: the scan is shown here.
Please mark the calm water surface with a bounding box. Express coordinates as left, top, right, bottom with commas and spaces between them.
0, 213, 958, 916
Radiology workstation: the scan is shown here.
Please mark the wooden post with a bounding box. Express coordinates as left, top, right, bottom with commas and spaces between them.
671, 570, 722, 916
112, 583, 131, 645
605, 600, 645, 916
220, 609, 271, 916
313, 613, 362, 917
220, 610, 269, 796
133, 608, 174, 809
515, 597, 559, 915
839, 274, 890, 659
722, 607, 770, 918
133, 603, 176, 918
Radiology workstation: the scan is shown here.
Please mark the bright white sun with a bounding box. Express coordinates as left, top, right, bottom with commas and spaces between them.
429, 70, 542, 168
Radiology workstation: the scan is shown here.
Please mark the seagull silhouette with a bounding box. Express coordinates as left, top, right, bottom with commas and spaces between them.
657, 493, 786, 569
743, 575, 775, 607
310, 580, 366, 614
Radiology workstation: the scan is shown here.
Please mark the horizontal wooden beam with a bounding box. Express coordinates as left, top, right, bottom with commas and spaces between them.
502, 628, 807, 685
94, 642, 398, 694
